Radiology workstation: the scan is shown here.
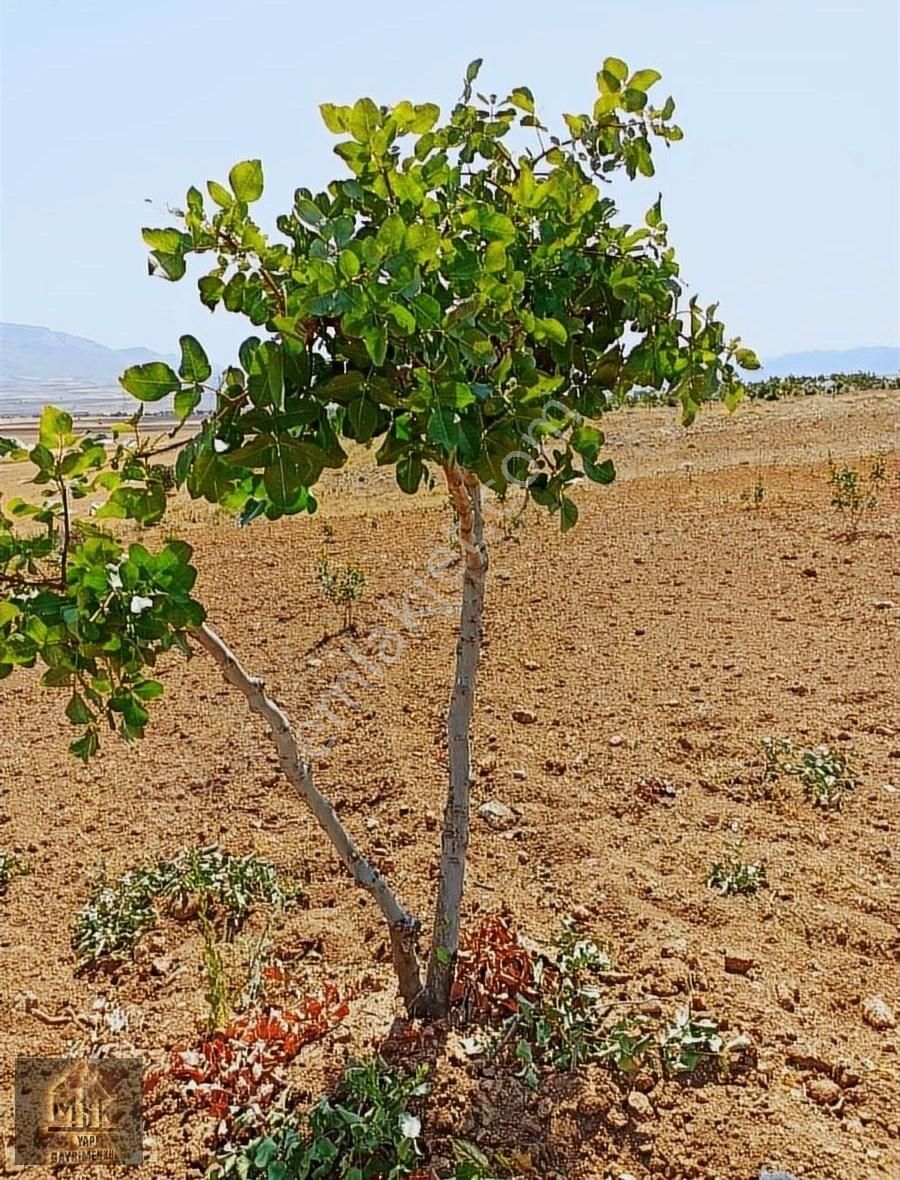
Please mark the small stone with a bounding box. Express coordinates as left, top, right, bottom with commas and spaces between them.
806, 1076, 842, 1107
758, 1172, 797, 1180
862, 995, 895, 1030
150, 956, 172, 977
608, 733, 625, 747
512, 708, 537, 725
775, 982, 796, 1012
801, 567, 817, 578
625, 1090, 654, 1121
605, 1106, 628, 1130
724, 951, 754, 975
477, 800, 517, 830
872, 600, 895, 610
523, 661, 540, 672
511, 768, 527, 781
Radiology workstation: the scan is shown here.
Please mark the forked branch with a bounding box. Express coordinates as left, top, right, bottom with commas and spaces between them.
191, 622, 423, 1008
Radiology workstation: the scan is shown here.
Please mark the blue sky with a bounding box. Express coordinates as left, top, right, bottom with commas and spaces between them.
1, 0, 897, 361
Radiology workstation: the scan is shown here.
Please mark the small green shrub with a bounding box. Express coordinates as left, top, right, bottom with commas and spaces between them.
487, 920, 738, 1089
316, 553, 366, 631
595, 1015, 655, 1076
73, 845, 299, 966
506, 919, 611, 1088
658, 1009, 727, 1075
763, 737, 857, 809
827, 455, 887, 536
0, 850, 27, 895
706, 853, 767, 896
211, 1059, 428, 1179
740, 473, 765, 507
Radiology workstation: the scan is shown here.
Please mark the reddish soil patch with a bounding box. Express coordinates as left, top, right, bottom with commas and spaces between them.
1, 390, 897, 1179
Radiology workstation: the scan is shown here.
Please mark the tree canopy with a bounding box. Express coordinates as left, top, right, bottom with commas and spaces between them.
1, 56, 757, 758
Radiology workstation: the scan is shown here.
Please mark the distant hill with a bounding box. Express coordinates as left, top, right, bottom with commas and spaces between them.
759, 346, 899, 378
0, 323, 181, 417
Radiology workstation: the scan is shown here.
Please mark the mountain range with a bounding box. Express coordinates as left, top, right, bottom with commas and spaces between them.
0, 323, 897, 417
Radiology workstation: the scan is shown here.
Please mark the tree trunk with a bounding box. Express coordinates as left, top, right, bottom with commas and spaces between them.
191, 622, 423, 1009
417, 465, 488, 1018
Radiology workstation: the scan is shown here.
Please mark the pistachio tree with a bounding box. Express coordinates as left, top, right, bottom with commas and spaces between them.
0, 59, 758, 1018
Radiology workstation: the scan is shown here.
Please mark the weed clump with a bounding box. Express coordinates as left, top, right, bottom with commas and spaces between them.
73, 845, 300, 966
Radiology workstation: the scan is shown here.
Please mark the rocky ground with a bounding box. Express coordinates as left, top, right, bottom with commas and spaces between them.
0, 389, 897, 1179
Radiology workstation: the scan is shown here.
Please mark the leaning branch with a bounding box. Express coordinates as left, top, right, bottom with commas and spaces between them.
191, 621, 423, 1008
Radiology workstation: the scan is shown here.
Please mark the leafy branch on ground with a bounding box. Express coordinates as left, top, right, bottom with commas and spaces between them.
762, 738, 858, 809
706, 852, 767, 896
456, 915, 747, 1089
167, 983, 351, 1141
210, 1058, 427, 1179
73, 845, 301, 965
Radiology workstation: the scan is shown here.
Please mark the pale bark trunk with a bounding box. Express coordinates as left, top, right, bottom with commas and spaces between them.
191, 622, 423, 1009
418, 464, 488, 1018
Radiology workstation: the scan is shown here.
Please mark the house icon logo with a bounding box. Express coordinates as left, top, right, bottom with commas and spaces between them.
47, 1059, 122, 1133
15, 1056, 143, 1166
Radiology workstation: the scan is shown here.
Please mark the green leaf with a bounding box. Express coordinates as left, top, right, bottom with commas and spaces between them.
150, 250, 187, 281
69, 729, 99, 762
384, 303, 415, 335
174, 387, 202, 424
229, 159, 264, 203
0, 602, 20, 627
38, 405, 74, 450
320, 103, 349, 133
629, 68, 662, 92
207, 179, 233, 208
508, 86, 535, 114
622, 88, 648, 113
603, 56, 629, 83
377, 213, 406, 255
537, 317, 568, 345
362, 323, 387, 367
296, 197, 324, 227
735, 348, 761, 370
484, 240, 506, 273
198, 274, 225, 310
584, 456, 616, 484
349, 97, 380, 143
65, 693, 94, 726
571, 424, 604, 462
396, 452, 423, 494
120, 362, 181, 402
560, 496, 578, 532
466, 59, 483, 84
142, 227, 184, 253
408, 102, 440, 134
263, 451, 301, 507
427, 407, 460, 453
346, 396, 381, 443
178, 335, 212, 383
338, 248, 360, 279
